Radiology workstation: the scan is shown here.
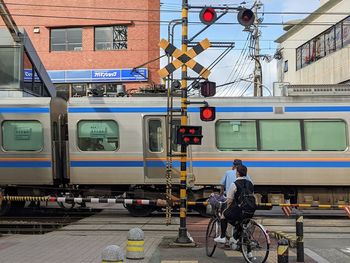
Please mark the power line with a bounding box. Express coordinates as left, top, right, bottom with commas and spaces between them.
0, 12, 348, 26
5, 2, 350, 16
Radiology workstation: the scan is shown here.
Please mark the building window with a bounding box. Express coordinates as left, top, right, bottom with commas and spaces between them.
77, 120, 119, 151
95, 26, 128, 50
71, 83, 88, 97
51, 28, 82, 51
2, 121, 43, 151
148, 119, 163, 152
216, 120, 257, 151
296, 48, 302, 70
314, 34, 325, 61
304, 120, 347, 151
283, 60, 288, 73
260, 120, 302, 151
301, 42, 310, 67
335, 23, 343, 50
296, 16, 350, 70
55, 84, 70, 100
325, 27, 336, 55
343, 17, 350, 46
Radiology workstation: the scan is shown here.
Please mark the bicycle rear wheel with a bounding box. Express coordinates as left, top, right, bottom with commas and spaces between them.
241, 219, 270, 263
205, 217, 221, 257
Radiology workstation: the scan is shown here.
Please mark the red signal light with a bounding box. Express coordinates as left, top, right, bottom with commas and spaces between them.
193, 137, 200, 144
189, 128, 195, 134
179, 128, 186, 133
237, 8, 255, 27
183, 137, 190, 144
200, 106, 216, 122
199, 7, 217, 25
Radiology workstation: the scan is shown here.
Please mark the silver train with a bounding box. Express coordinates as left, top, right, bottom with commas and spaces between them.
1, 95, 350, 215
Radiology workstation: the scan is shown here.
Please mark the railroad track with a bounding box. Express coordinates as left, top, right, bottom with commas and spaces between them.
1, 205, 349, 235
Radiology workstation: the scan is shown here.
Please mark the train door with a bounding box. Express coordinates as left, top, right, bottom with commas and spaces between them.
143, 116, 180, 183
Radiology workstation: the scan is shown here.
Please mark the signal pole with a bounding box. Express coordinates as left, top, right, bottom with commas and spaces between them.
253, 0, 263, 97
176, 0, 191, 244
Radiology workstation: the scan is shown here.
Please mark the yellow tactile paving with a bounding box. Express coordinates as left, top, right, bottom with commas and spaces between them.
225, 249, 297, 263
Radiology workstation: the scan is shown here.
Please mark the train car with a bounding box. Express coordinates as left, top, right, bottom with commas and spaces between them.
0, 97, 68, 215
67, 96, 350, 215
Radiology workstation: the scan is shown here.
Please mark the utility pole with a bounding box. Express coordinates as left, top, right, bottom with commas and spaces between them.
253, 0, 263, 97
176, 0, 191, 244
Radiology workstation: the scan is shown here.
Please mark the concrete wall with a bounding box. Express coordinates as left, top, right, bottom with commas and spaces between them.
276, 0, 350, 85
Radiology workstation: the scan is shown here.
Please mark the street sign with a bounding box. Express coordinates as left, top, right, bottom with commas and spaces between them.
158, 38, 211, 79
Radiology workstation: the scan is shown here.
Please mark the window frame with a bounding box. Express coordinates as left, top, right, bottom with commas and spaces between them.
1, 120, 44, 152
94, 25, 128, 51
215, 119, 258, 152
215, 118, 348, 152
147, 118, 164, 153
50, 27, 83, 52
304, 119, 348, 151
259, 119, 303, 151
76, 119, 120, 152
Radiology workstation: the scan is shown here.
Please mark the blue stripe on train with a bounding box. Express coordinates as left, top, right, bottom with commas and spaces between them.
285, 106, 350, 112
0, 161, 51, 168
147, 160, 350, 168
68, 106, 274, 113
70, 160, 350, 168
0, 108, 50, 113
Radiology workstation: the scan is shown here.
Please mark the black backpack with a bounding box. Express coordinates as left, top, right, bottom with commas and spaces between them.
234, 179, 257, 218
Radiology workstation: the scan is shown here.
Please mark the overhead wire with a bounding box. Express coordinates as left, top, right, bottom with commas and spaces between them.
5, 2, 350, 16
217, 35, 250, 96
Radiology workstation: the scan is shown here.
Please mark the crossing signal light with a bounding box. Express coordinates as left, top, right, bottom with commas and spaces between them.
237, 8, 255, 27
176, 125, 203, 145
200, 107, 216, 122
199, 7, 217, 25
200, 81, 216, 97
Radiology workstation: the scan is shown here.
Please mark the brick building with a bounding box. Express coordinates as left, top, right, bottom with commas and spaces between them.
0, 0, 160, 98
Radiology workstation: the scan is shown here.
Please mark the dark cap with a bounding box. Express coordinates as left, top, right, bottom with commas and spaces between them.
233, 159, 242, 166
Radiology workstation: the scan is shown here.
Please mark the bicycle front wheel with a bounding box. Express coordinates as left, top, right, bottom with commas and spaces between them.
205, 217, 221, 257
241, 219, 270, 263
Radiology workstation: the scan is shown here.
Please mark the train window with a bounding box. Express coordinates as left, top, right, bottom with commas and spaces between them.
148, 119, 163, 152
2, 121, 43, 151
216, 120, 257, 151
260, 120, 302, 151
77, 120, 119, 151
304, 120, 347, 151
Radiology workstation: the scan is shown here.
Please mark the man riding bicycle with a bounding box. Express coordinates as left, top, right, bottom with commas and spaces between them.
214, 164, 255, 244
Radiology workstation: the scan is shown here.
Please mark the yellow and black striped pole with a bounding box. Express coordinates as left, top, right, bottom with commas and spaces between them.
176, 0, 191, 244
296, 211, 304, 262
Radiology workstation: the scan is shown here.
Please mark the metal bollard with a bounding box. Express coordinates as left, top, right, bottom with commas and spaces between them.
296, 211, 304, 262
126, 228, 145, 259
101, 245, 124, 263
277, 238, 289, 263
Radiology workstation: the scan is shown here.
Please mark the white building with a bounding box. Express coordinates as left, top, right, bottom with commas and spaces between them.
275, 0, 350, 86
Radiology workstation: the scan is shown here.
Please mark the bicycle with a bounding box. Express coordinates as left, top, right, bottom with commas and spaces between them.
205, 201, 270, 263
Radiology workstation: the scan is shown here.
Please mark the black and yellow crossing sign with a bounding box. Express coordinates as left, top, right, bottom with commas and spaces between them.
158, 38, 211, 79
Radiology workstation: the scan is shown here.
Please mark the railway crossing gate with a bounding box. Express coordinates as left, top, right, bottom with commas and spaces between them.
158, 1, 256, 245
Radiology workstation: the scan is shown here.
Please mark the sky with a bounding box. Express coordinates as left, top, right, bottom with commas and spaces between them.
159, 0, 320, 96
